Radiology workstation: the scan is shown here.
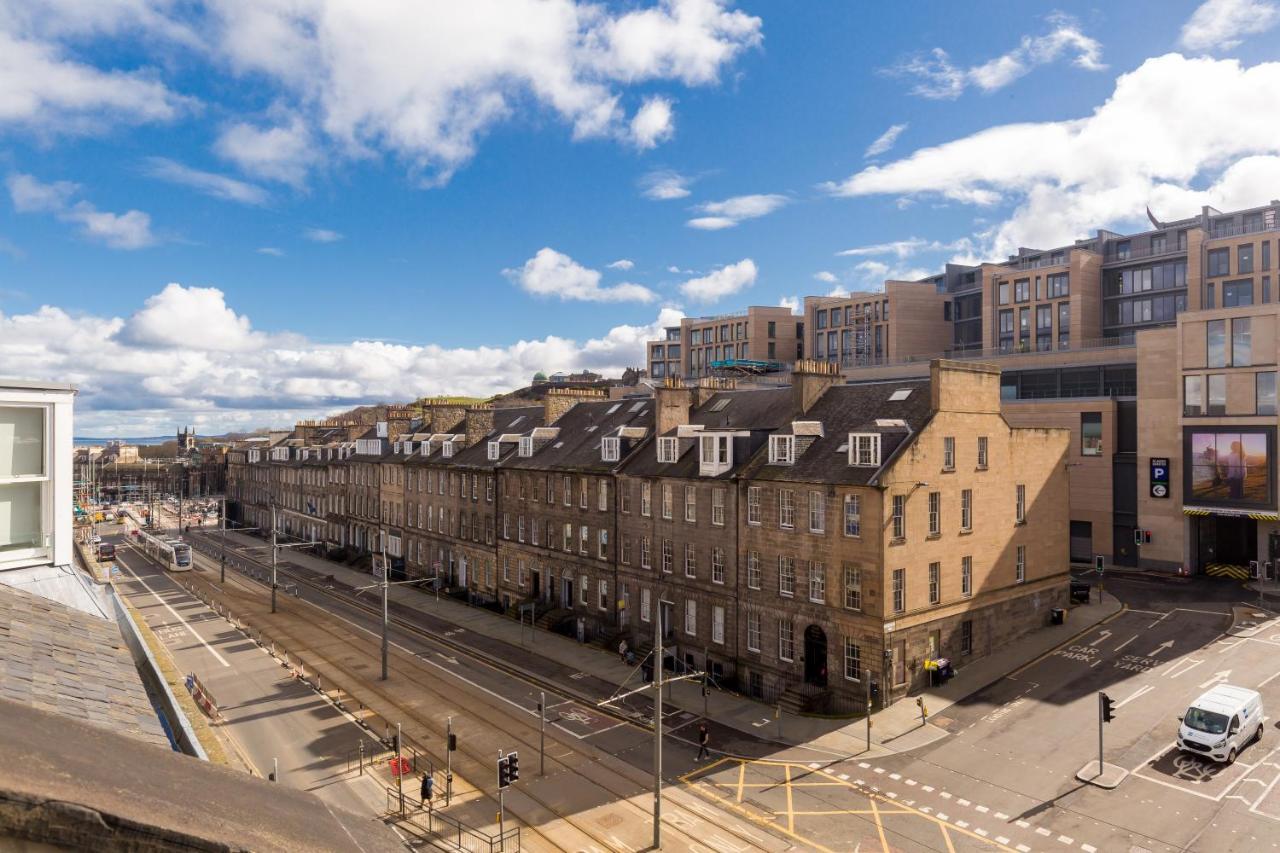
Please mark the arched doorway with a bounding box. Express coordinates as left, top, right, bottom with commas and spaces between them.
804, 625, 828, 687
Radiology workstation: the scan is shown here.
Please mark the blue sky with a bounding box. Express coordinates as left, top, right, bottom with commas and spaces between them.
3, 0, 1280, 434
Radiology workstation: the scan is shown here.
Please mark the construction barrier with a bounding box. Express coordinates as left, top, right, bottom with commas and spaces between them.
185, 672, 224, 723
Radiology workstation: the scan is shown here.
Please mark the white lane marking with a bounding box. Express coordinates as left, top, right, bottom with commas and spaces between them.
838, 773, 849, 781
1114, 634, 1139, 652
975, 805, 989, 813
996, 837, 1010, 846
975, 828, 988, 837
1116, 684, 1155, 708
1035, 827, 1051, 836
873, 767, 885, 774
1081, 845, 1097, 853
119, 558, 229, 667
858, 762, 870, 769
905, 779, 917, 786
1016, 845, 1031, 853
922, 785, 934, 792
940, 791, 952, 799
994, 812, 1009, 820
955, 820, 969, 828
957, 798, 971, 807
808, 762, 820, 769
938, 813, 949, 822
1057, 836, 1074, 845
1259, 669, 1280, 689
1147, 640, 1175, 657
1015, 820, 1030, 829
1088, 630, 1113, 648
1199, 669, 1233, 689
889, 772, 901, 780
1164, 658, 1205, 679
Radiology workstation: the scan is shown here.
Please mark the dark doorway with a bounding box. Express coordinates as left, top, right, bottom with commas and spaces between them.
532, 571, 541, 598
1196, 515, 1257, 570
803, 625, 828, 687
561, 577, 573, 608
1113, 525, 1138, 567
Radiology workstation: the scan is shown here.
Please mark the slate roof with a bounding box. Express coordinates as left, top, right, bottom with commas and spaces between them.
504, 398, 654, 473
0, 584, 169, 749
741, 379, 934, 486
445, 406, 544, 470
622, 387, 794, 480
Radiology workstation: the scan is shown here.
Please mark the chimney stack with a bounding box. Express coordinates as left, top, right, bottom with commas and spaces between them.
929, 359, 1001, 414
790, 359, 841, 417
654, 377, 694, 435
464, 405, 495, 447
543, 387, 607, 425
426, 399, 467, 434
694, 376, 736, 408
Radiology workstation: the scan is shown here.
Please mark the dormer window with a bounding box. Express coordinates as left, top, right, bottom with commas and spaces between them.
404, 441, 414, 454
442, 440, 455, 458
421, 441, 433, 457
657, 436, 679, 463
394, 442, 401, 454
519, 436, 533, 457
848, 433, 881, 467
769, 435, 795, 465
487, 441, 500, 461
698, 434, 732, 477
602, 436, 620, 462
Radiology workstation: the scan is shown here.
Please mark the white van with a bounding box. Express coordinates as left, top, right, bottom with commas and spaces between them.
1177, 685, 1264, 764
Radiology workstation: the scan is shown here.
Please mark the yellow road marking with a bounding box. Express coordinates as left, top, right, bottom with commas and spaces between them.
783, 763, 795, 834
869, 792, 890, 853
736, 760, 745, 803
941, 821, 957, 853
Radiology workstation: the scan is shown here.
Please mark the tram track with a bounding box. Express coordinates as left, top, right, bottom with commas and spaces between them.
172, 534, 785, 853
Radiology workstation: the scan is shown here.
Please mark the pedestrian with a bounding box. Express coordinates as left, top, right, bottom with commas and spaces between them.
697, 723, 710, 761
618, 638, 629, 664
420, 772, 434, 807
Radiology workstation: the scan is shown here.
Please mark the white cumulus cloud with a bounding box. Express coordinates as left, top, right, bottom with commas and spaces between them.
813, 271, 837, 283
679, 258, 757, 301
864, 123, 908, 158
607, 258, 635, 270
825, 53, 1280, 258
7, 172, 156, 249
887, 13, 1103, 99
506, 248, 656, 302
630, 96, 675, 149
0, 283, 681, 434
214, 113, 316, 187
687, 193, 788, 229
640, 168, 692, 200
1180, 0, 1280, 51
142, 157, 269, 205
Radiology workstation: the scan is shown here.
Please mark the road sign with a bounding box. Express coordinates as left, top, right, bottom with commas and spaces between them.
1150, 457, 1170, 499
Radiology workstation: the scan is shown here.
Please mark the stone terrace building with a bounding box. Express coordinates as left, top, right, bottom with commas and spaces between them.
225, 361, 1069, 711
497, 389, 654, 639
615, 380, 795, 684
737, 360, 1068, 709
405, 405, 542, 602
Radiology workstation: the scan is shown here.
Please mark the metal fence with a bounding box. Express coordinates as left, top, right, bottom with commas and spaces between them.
406, 799, 521, 853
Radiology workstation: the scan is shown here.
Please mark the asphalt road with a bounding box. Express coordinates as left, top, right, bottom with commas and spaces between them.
691, 573, 1280, 853
109, 536, 394, 826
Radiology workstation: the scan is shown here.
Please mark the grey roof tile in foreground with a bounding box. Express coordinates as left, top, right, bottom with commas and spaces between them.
0, 697, 404, 852
0, 584, 169, 749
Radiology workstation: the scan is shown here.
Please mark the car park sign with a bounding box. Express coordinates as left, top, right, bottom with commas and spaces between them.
1150, 457, 1170, 499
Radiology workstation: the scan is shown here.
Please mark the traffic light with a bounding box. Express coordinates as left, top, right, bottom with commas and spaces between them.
870, 681, 880, 700
507, 751, 519, 782
497, 755, 511, 789
1100, 692, 1116, 723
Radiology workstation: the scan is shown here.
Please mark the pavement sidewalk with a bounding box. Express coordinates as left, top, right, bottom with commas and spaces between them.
205, 530, 1122, 757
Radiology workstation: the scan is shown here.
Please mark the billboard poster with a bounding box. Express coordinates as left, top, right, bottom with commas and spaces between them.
1186, 429, 1273, 507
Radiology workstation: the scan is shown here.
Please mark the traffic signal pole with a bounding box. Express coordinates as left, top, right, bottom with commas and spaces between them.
1098, 692, 1104, 778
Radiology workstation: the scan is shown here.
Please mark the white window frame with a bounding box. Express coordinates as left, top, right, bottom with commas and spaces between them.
768, 434, 795, 465
1016, 545, 1026, 583
711, 547, 725, 584
928, 491, 940, 536
779, 489, 795, 529
977, 436, 989, 469
808, 490, 825, 533
747, 551, 761, 589
843, 564, 861, 610
943, 436, 955, 470
684, 485, 697, 522
641, 587, 652, 622
808, 561, 825, 603
518, 436, 533, 457
640, 481, 652, 517
844, 638, 861, 682
1016, 484, 1026, 524
661, 484, 673, 520
892, 568, 905, 614
601, 436, 620, 463
962, 555, 973, 597
487, 441, 500, 461
712, 605, 725, 645
778, 555, 795, 597
778, 619, 795, 662
928, 561, 940, 605
684, 599, 697, 636
843, 493, 860, 537
684, 543, 697, 578
961, 489, 973, 531
849, 433, 881, 467
747, 486, 761, 525
711, 489, 725, 526
746, 611, 761, 652
657, 436, 679, 463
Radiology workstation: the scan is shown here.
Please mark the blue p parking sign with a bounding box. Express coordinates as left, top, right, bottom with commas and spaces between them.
1150, 457, 1170, 499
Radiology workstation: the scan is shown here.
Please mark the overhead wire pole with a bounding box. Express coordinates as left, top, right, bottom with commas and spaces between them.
271, 505, 279, 614
381, 540, 389, 681
653, 589, 663, 850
